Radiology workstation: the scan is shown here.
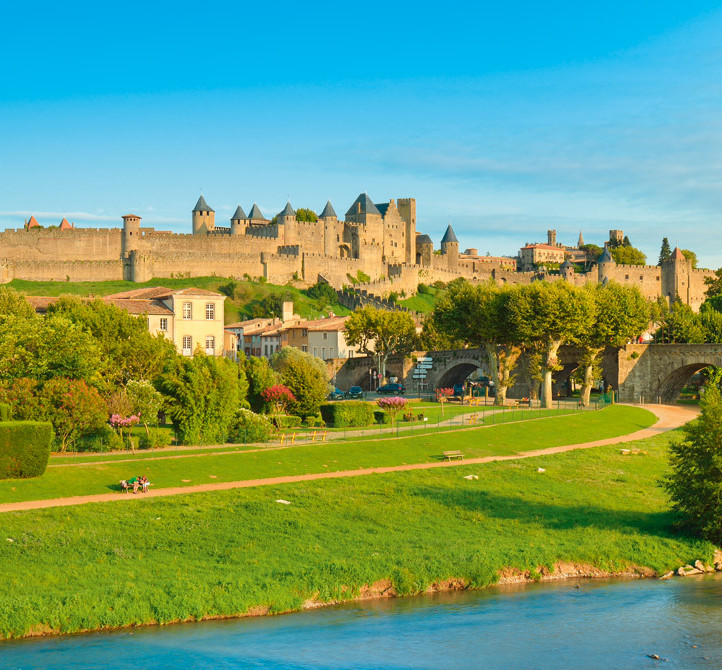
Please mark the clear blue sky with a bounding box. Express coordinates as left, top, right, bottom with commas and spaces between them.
2, 1, 722, 266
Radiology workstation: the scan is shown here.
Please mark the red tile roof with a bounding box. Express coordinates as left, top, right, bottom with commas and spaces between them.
59, 218, 74, 230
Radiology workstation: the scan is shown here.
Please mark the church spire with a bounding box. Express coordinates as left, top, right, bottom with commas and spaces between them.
578, 230, 584, 247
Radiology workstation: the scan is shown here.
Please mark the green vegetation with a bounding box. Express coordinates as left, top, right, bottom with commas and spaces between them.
320, 400, 374, 427
0, 421, 52, 479
0, 418, 712, 640
399, 290, 439, 313
7, 276, 350, 324
0, 406, 654, 504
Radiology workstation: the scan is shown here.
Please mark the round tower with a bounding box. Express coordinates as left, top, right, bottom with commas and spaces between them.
415, 234, 434, 266
597, 245, 615, 283
230, 205, 247, 236
319, 200, 338, 256
560, 259, 574, 282
192, 195, 215, 235
277, 201, 298, 244
121, 214, 142, 257
440, 224, 459, 271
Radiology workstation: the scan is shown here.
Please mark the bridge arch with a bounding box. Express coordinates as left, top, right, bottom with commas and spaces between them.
435, 362, 482, 389
655, 363, 708, 403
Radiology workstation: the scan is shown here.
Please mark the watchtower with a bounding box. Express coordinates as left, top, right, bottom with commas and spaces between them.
192, 195, 215, 236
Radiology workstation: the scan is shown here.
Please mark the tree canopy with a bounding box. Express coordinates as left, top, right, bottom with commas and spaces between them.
611, 245, 647, 266
659, 238, 671, 265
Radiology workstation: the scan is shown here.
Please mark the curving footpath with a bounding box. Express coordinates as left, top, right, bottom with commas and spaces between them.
0, 404, 696, 514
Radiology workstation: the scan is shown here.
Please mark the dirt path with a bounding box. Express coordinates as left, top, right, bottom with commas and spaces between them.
0, 404, 695, 514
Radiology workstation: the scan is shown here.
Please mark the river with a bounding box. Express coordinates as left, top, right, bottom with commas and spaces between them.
2, 575, 722, 669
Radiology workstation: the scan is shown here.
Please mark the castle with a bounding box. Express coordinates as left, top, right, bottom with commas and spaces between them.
0, 194, 715, 310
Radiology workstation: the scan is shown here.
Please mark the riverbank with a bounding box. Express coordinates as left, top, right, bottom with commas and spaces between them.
0, 416, 715, 641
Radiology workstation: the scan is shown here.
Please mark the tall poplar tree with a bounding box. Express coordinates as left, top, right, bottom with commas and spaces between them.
659, 237, 672, 265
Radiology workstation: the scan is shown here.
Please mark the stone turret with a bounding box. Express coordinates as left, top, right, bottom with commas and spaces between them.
662, 247, 692, 305
560, 259, 574, 281
121, 214, 141, 256
247, 203, 268, 223
319, 200, 338, 256
416, 234, 433, 266
597, 245, 615, 284
192, 195, 215, 235
277, 202, 298, 244
397, 198, 417, 265
547, 229, 557, 246
440, 224, 459, 271
230, 205, 247, 236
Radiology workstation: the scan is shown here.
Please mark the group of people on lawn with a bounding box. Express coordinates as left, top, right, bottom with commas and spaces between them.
121, 475, 150, 494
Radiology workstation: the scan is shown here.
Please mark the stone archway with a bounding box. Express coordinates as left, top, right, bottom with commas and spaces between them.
656, 363, 709, 403
435, 362, 482, 389
339, 244, 351, 258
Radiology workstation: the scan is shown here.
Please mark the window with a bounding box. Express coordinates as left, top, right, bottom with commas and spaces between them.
183, 302, 192, 320
182, 336, 192, 356
329, 347, 334, 358
205, 336, 215, 355
205, 303, 215, 320
323, 332, 327, 340
348, 350, 354, 358
302, 329, 308, 337
322, 347, 326, 359
639, 275, 644, 281
301, 345, 308, 352
264, 344, 268, 357
313, 347, 318, 357
160, 318, 168, 332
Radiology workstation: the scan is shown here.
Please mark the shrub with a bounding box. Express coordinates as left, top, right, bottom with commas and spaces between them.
374, 410, 391, 424
417, 283, 431, 295
305, 415, 325, 427
376, 396, 409, 423
320, 401, 374, 427
77, 425, 123, 452
0, 403, 10, 421
138, 428, 172, 450
433, 280, 447, 290
270, 414, 302, 428
227, 408, 273, 444
0, 421, 53, 479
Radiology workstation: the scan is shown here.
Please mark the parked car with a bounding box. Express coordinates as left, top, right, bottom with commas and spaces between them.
345, 386, 364, 399
328, 388, 346, 401
453, 384, 466, 397
376, 383, 406, 395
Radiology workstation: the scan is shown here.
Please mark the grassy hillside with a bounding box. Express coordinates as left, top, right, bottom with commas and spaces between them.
8, 277, 350, 324
399, 286, 443, 313
0, 423, 713, 639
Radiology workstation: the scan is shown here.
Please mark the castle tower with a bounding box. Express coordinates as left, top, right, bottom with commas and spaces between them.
277, 201, 298, 244
230, 205, 247, 236
415, 234, 433, 266
597, 245, 615, 284
319, 200, 338, 256
547, 229, 557, 246
192, 195, 215, 236
577, 231, 584, 248
440, 224, 459, 271
662, 247, 691, 305
609, 229, 624, 246
121, 214, 142, 257
247, 203, 268, 224
397, 197, 416, 265
346, 193, 383, 254
560, 259, 574, 282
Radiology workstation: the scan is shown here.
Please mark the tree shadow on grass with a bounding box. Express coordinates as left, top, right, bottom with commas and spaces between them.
411, 486, 678, 538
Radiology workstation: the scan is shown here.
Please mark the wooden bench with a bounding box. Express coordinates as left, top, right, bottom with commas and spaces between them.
442, 450, 464, 461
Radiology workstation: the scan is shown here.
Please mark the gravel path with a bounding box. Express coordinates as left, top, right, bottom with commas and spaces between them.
0, 404, 695, 514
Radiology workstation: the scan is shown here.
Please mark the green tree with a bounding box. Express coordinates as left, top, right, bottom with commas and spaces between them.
654, 302, 706, 343
295, 208, 318, 222
127, 380, 164, 436
681, 249, 698, 268
431, 280, 522, 405
344, 306, 417, 381
0, 287, 36, 323
42, 378, 109, 452
304, 282, 337, 307
659, 238, 672, 265
508, 281, 595, 408
158, 354, 242, 444
662, 385, 722, 543
579, 243, 603, 265
575, 283, 649, 406
270, 347, 330, 418
611, 245, 647, 266
245, 356, 279, 412
704, 268, 722, 298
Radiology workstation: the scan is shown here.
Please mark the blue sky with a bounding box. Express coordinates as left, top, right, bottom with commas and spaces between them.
2, 1, 722, 266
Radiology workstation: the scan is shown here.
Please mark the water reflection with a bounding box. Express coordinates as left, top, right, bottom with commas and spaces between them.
2, 576, 722, 669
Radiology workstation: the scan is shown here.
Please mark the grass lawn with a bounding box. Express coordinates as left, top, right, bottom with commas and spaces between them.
0, 424, 712, 640
0, 405, 655, 504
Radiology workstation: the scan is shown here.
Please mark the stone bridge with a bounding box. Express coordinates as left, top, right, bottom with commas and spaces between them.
331, 343, 722, 403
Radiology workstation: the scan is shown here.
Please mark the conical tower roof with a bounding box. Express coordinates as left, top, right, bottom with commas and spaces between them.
441, 224, 458, 244
26, 215, 39, 229
671, 247, 686, 261
231, 205, 246, 220
599, 246, 614, 263
320, 200, 337, 218
193, 195, 214, 213
248, 203, 267, 221
278, 201, 295, 217
59, 218, 73, 230
345, 193, 380, 217
577, 230, 584, 247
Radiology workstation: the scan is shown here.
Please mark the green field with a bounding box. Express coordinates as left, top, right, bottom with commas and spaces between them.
7, 276, 350, 324
0, 406, 654, 504
0, 419, 712, 640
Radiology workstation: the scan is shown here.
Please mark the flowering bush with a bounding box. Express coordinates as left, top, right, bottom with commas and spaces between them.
376, 396, 408, 424
109, 414, 140, 450
435, 387, 454, 416
261, 384, 296, 414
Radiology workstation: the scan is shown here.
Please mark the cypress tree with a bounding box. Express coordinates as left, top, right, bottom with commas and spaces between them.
659, 237, 672, 264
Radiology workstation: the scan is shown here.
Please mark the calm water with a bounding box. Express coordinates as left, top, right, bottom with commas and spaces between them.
2, 575, 722, 669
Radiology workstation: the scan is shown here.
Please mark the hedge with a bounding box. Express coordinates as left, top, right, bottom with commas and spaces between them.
0, 421, 53, 479
270, 414, 302, 429
374, 410, 392, 424
0, 403, 10, 421
227, 409, 273, 444
320, 401, 374, 428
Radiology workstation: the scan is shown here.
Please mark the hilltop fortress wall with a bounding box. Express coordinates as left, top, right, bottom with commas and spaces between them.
0, 194, 715, 311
